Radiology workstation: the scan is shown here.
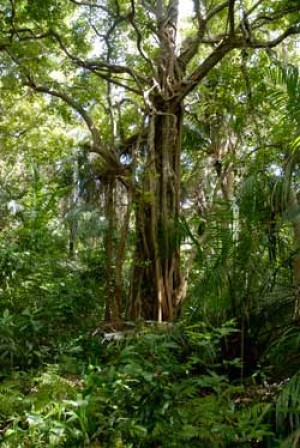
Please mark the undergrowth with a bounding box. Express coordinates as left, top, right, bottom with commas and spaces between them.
1, 321, 297, 447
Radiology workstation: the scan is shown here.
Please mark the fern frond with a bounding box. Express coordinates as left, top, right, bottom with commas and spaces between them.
276, 371, 300, 432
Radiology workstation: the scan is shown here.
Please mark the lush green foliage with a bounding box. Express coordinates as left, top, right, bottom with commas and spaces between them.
0, 321, 298, 447
0, 324, 276, 448
0, 0, 299, 446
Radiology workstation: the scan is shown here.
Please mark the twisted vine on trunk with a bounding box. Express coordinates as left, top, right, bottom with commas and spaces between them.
128, 101, 184, 321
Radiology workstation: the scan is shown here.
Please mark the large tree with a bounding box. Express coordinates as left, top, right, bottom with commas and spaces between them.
0, 0, 299, 321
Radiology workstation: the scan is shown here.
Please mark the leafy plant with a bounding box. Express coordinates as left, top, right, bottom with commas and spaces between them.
276, 372, 300, 436
0, 325, 275, 447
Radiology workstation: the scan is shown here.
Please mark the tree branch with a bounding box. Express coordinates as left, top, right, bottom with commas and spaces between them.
181, 0, 207, 58
244, 0, 266, 18
179, 0, 299, 70
177, 23, 300, 102
206, 1, 229, 21
228, 0, 235, 35
127, 0, 156, 74
245, 25, 300, 49
92, 71, 143, 95
69, 0, 109, 12
24, 77, 121, 170
50, 30, 149, 88
1, 28, 52, 43
156, 0, 165, 22
177, 39, 235, 102
178, 0, 229, 68
178, 26, 206, 68
251, 6, 300, 30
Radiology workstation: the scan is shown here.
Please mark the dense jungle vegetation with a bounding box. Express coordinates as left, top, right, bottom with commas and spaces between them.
0, 0, 300, 446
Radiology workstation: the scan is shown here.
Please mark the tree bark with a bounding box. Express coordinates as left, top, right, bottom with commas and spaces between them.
128, 101, 184, 321
104, 177, 121, 322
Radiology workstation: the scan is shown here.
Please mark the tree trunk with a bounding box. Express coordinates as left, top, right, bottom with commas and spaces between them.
127, 1, 186, 321
104, 177, 121, 322
128, 101, 185, 321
